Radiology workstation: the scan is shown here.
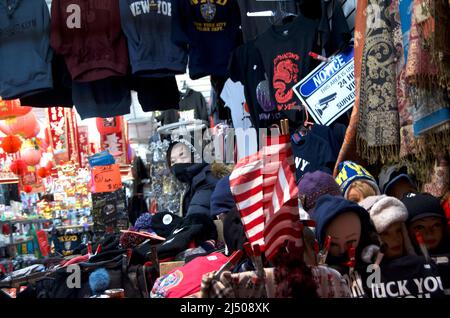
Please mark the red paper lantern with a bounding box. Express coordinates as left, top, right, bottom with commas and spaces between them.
0, 98, 31, 120
1, 135, 22, 153
21, 148, 42, 166
23, 185, 33, 193
10, 159, 28, 176
37, 167, 49, 178
96, 117, 122, 135
4, 112, 40, 139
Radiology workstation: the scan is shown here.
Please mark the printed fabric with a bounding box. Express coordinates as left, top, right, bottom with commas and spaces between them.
357, 0, 400, 165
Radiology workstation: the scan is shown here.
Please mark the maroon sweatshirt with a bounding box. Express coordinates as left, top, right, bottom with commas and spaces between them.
50, 0, 129, 82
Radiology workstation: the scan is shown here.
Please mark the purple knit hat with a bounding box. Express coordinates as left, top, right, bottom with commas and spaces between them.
298, 171, 342, 214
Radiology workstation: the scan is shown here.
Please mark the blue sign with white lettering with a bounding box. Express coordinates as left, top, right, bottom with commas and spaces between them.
293, 46, 355, 126
299, 46, 354, 97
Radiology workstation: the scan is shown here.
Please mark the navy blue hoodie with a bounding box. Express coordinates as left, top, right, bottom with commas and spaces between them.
119, 0, 187, 76
171, 0, 242, 80
313, 194, 376, 298
0, 0, 53, 99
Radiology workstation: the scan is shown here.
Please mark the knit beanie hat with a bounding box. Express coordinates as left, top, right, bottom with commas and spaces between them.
134, 213, 155, 233
335, 161, 380, 198
360, 195, 416, 256
378, 165, 415, 194
298, 171, 342, 214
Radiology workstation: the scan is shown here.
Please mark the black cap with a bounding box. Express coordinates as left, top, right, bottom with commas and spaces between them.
401, 192, 446, 223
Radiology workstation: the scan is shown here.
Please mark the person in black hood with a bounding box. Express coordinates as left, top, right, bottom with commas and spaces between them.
166, 138, 230, 218
312, 194, 379, 297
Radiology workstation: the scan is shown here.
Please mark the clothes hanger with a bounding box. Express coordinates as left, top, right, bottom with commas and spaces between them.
270, 1, 297, 26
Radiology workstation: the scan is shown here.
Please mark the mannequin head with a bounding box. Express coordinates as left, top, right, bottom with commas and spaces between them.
386, 178, 417, 200
336, 161, 380, 202
325, 211, 362, 256
403, 192, 449, 254
408, 217, 444, 251
347, 180, 378, 203
379, 222, 404, 258
362, 195, 416, 259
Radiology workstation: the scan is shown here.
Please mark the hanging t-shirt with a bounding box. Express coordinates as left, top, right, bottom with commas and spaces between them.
72, 77, 132, 120
171, 0, 242, 79
179, 88, 209, 122
119, 0, 188, 76
220, 79, 252, 130
236, 0, 297, 43
290, 132, 336, 183
229, 41, 282, 130
220, 79, 257, 159
254, 12, 350, 130
19, 54, 73, 108
254, 15, 322, 112
130, 76, 180, 112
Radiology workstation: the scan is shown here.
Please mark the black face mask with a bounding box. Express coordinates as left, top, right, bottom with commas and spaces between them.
171, 163, 207, 183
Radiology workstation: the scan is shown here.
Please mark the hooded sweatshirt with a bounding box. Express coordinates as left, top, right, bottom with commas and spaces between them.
313, 194, 376, 298
50, 0, 129, 82
0, 0, 53, 99
119, 0, 187, 76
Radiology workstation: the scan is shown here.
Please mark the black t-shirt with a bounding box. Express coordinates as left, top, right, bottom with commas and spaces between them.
179, 89, 209, 122
130, 76, 180, 112
254, 11, 350, 130
254, 15, 322, 112
229, 41, 282, 130
171, 0, 242, 80
236, 0, 297, 43
290, 132, 336, 183
370, 256, 446, 298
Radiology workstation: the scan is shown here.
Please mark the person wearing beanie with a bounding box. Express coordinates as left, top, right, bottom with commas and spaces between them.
378, 165, 417, 199
298, 171, 342, 216
166, 137, 231, 218
360, 195, 416, 260
335, 161, 381, 203
312, 195, 378, 297
402, 193, 450, 255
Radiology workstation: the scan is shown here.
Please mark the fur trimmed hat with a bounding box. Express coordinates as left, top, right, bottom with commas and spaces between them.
360, 195, 416, 256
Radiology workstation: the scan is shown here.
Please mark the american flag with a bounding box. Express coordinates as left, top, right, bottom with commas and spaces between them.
229, 134, 302, 260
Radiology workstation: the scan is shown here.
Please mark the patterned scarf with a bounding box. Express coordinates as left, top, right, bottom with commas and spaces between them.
357, 0, 401, 164
406, 0, 450, 142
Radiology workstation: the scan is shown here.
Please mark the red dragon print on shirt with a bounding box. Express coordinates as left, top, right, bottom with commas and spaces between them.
273, 52, 300, 111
